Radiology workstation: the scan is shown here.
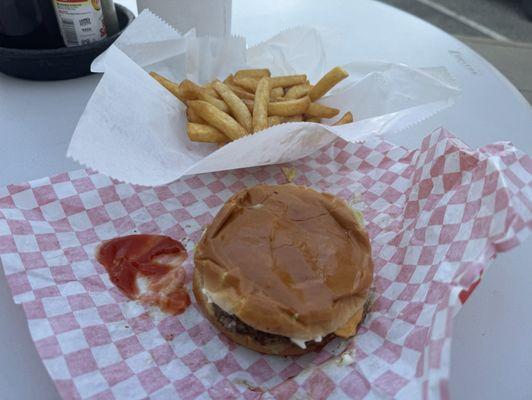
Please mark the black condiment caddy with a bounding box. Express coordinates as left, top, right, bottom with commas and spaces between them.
0, 4, 134, 81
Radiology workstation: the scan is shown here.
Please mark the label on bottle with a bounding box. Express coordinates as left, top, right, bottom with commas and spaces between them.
53, 0, 107, 47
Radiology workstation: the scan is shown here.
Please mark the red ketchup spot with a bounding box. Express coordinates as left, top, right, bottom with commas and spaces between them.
459, 278, 481, 304
96, 234, 190, 315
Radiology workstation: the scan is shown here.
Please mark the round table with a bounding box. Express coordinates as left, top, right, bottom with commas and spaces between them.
1, 1, 531, 399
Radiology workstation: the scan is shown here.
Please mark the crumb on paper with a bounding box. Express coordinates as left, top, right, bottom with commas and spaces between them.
281, 166, 297, 182
352, 209, 364, 227
145, 356, 155, 367
347, 194, 365, 226
365, 288, 377, 314
336, 348, 356, 366
233, 379, 264, 392
146, 307, 168, 325
349, 193, 362, 205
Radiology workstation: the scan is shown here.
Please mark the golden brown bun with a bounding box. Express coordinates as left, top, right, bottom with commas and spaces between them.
193, 268, 334, 355
194, 184, 373, 341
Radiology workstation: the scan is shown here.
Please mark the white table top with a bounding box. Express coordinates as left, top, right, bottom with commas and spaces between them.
0, 1, 531, 399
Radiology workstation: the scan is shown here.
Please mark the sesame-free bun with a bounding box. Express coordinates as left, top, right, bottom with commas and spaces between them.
193, 184, 373, 352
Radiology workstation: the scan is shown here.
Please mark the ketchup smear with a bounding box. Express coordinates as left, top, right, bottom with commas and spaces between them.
96, 234, 190, 315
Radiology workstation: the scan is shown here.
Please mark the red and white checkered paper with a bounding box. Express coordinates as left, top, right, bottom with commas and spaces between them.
1, 128, 530, 400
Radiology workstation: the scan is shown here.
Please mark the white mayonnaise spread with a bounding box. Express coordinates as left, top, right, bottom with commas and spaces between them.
201, 288, 214, 303
290, 338, 307, 349
290, 335, 323, 348
337, 349, 356, 366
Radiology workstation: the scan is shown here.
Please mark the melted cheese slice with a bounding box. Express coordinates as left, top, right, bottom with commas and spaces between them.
334, 307, 364, 338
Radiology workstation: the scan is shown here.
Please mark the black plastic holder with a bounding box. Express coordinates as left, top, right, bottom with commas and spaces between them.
0, 4, 134, 81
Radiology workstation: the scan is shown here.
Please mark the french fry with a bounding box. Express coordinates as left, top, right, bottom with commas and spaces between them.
332, 111, 354, 125
268, 96, 310, 117
197, 92, 230, 113
270, 87, 284, 100
243, 99, 254, 113
269, 74, 307, 88
309, 66, 349, 101
234, 74, 308, 92
267, 116, 285, 127
233, 76, 260, 92
305, 102, 340, 118
213, 80, 253, 133
149, 72, 185, 101
186, 107, 206, 124
267, 115, 304, 126
253, 77, 270, 132
284, 82, 311, 99
227, 83, 255, 100
175, 66, 354, 146
235, 68, 271, 79
180, 80, 230, 113
187, 123, 229, 143
202, 82, 221, 99
179, 79, 203, 100
224, 74, 235, 85
188, 100, 247, 141
285, 115, 304, 122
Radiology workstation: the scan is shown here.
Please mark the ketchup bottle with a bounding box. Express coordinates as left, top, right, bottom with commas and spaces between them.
53, 0, 119, 47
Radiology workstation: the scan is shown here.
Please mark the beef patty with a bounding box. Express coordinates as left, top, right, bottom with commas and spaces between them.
212, 303, 333, 347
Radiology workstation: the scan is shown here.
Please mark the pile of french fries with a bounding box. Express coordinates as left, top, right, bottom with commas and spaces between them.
150, 66, 354, 144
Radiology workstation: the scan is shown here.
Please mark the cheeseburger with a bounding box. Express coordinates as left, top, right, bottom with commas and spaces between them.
193, 184, 373, 355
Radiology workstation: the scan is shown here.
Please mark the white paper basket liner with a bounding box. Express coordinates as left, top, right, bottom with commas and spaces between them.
69, 10, 460, 186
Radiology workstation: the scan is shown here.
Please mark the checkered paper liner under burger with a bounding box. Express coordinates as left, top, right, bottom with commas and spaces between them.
1, 128, 530, 399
